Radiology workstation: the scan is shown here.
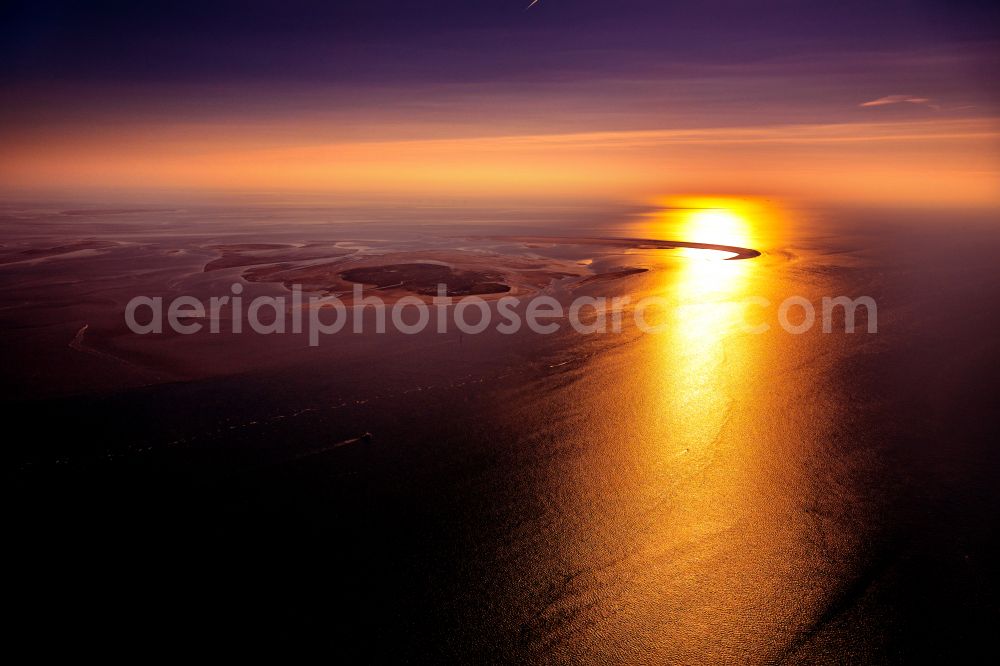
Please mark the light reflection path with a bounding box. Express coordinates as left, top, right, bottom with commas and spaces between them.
512, 199, 850, 662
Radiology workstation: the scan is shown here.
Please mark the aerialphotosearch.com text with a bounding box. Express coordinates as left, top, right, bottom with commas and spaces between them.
125, 283, 878, 346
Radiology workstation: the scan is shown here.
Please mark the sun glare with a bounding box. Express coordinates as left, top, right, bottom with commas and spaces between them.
635, 195, 778, 258
677, 209, 749, 259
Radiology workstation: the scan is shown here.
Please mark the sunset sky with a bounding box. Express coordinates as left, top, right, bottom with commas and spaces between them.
2, 0, 999, 206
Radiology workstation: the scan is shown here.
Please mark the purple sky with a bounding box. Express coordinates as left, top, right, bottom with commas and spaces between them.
4, 1, 997, 122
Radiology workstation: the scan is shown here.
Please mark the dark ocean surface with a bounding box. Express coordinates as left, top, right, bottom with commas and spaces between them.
4, 201, 999, 662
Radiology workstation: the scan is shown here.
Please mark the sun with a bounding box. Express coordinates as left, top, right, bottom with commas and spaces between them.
670, 197, 758, 251
686, 208, 747, 237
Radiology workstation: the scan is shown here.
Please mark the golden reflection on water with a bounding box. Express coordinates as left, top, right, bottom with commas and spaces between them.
633, 199, 802, 659
659, 202, 756, 450
632, 197, 770, 407
621, 197, 784, 377
645, 199, 830, 661
545, 197, 836, 661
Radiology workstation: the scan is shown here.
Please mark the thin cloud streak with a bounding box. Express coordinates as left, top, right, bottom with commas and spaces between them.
281, 118, 1000, 152
860, 94, 935, 108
